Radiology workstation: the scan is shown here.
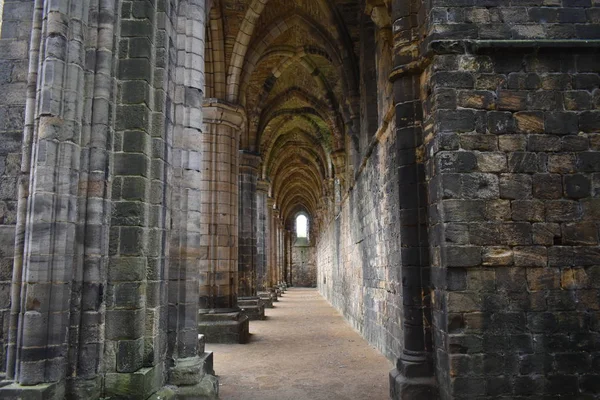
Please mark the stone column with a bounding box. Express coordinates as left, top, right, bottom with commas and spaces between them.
283, 230, 291, 286
271, 207, 281, 295
237, 151, 264, 320
388, 0, 437, 398
288, 230, 293, 286
278, 221, 286, 291
196, 100, 249, 344
266, 198, 279, 300
256, 180, 273, 307
2, 2, 90, 397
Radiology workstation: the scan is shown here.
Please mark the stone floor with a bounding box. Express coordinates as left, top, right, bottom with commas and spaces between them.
206, 288, 393, 400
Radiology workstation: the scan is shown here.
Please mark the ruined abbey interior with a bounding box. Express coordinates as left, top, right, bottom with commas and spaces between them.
0, 0, 599, 399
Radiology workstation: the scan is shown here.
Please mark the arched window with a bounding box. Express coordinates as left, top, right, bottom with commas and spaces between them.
296, 214, 308, 239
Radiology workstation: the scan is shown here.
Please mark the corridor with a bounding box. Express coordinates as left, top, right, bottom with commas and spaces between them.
207, 289, 392, 400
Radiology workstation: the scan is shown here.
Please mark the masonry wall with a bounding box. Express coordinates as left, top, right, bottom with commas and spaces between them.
317, 119, 403, 361
291, 238, 316, 287
0, 0, 33, 373
316, 9, 400, 362
427, 47, 600, 400
424, 2, 600, 398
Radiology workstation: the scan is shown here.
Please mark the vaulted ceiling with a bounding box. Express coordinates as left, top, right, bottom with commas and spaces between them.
205, 0, 365, 226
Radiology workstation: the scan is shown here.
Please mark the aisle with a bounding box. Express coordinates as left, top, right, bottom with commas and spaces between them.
206, 288, 393, 400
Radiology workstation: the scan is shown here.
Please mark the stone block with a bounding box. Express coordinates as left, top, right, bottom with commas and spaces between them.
0, 382, 65, 400
117, 338, 144, 373
104, 364, 164, 400
197, 311, 250, 344
238, 297, 266, 320
169, 355, 213, 386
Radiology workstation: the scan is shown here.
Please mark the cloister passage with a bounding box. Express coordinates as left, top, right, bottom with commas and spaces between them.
207, 289, 392, 400
3, 0, 597, 399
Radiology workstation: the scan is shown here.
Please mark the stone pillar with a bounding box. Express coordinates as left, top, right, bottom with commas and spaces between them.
166, 1, 219, 397
278, 221, 286, 291
256, 180, 273, 307
283, 230, 291, 286
238, 152, 260, 297
197, 100, 249, 344
266, 198, 279, 300
271, 207, 281, 295
1, 2, 90, 397
256, 180, 269, 291
237, 151, 264, 320
288, 229, 294, 286
389, 0, 437, 397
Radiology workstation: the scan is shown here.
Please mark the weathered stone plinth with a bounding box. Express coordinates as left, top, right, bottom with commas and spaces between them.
198, 311, 250, 344
258, 292, 274, 308
238, 296, 266, 320
268, 287, 280, 301
164, 334, 218, 400
389, 369, 438, 400
390, 355, 438, 400
104, 364, 164, 400
0, 382, 65, 400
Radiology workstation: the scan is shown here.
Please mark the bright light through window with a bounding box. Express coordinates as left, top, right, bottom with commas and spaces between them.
296, 215, 308, 238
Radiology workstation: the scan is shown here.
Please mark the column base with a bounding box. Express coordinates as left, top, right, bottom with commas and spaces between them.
268, 287, 279, 301
238, 296, 266, 320
163, 334, 218, 400
198, 311, 249, 343
258, 292, 274, 308
389, 354, 438, 400
389, 369, 438, 400
0, 381, 65, 400
104, 363, 164, 400
167, 356, 217, 399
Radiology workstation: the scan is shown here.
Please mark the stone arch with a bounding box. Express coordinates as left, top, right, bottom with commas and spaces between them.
237, 12, 350, 104
205, 0, 226, 98
262, 127, 331, 181
226, 0, 269, 102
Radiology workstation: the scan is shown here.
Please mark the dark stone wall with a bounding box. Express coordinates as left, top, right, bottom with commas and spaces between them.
420, 2, 600, 399
0, 0, 34, 374
428, 0, 599, 42
426, 45, 600, 400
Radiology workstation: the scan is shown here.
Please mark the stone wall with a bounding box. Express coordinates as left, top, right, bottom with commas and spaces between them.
316, 3, 401, 363
291, 238, 316, 287
427, 47, 600, 400
422, 2, 600, 399
0, 0, 33, 375
317, 118, 403, 361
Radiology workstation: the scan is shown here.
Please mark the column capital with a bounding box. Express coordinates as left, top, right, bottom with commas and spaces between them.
267, 197, 275, 208
202, 99, 246, 129
257, 179, 270, 194
239, 151, 261, 171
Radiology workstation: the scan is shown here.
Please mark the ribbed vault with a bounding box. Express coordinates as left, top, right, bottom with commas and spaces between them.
209, 0, 360, 226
